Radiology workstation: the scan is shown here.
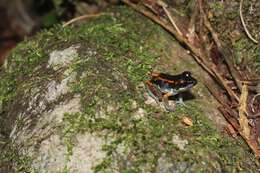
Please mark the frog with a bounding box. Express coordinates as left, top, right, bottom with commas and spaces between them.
145, 71, 197, 111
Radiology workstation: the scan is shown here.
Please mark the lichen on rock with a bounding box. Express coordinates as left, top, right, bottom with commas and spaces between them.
47, 45, 80, 70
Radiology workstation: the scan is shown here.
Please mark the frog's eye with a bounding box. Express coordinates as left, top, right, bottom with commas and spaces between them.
183, 71, 191, 77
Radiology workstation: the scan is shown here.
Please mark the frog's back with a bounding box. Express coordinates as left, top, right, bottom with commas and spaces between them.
157, 73, 180, 81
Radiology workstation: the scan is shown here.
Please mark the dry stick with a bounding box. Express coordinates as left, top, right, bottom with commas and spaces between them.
238, 84, 251, 139
250, 93, 260, 113
63, 13, 108, 27
142, 2, 158, 16
162, 6, 183, 36
248, 113, 260, 119
239, 0, 258, 44
241, 78, 260, 82
240, 80, 259, 86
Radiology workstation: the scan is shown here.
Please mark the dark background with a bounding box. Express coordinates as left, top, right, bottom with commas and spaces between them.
0, 0, 120, 65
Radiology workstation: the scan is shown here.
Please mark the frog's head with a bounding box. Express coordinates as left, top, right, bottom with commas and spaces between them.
176, 71, 197, 92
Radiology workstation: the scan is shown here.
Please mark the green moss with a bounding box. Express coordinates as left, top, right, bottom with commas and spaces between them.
0, 39, 45, 112
209, 2, 224, 11
57, 7, 163, 171
0, 145, 33, 173
62, 112, 80, 173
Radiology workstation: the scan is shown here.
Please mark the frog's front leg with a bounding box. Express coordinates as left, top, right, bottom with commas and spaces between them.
176, 93, 185, 106
162, 92, 175, 112
145, 80, 163, 103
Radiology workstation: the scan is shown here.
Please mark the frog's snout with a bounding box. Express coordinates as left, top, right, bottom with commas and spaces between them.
186, 78, 197, 89
192, 78, 197, 86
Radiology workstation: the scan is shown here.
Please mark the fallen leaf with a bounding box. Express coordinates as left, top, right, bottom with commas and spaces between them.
182, 116, 193, 126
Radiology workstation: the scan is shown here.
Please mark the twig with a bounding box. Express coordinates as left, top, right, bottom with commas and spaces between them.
250, 93, 260, 113
239, 0, 258, 44
238, 84, 250, 139
162, 6, 183, 36
63, 13, 108, 27
240, 81, 258, 86
241, 78, 260, 82
248, 113, 260, 119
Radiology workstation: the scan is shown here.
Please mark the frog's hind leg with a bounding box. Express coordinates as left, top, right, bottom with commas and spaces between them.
162, 92, 175, 112
145, 81, 162, 103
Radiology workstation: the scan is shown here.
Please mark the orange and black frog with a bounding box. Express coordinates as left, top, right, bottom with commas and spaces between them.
145, 71, 197, 111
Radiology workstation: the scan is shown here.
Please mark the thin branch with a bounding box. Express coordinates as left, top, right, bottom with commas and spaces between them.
238, 84, 250, 139
247, 113, 260, 119
241, 78, 260, 82
63, 13, 108, 27
239, 0, 258, 44
250, 93, 260, 113
162, 6, 183, 36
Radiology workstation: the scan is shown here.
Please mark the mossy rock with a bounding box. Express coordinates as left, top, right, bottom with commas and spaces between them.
0, 6, 259, 173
